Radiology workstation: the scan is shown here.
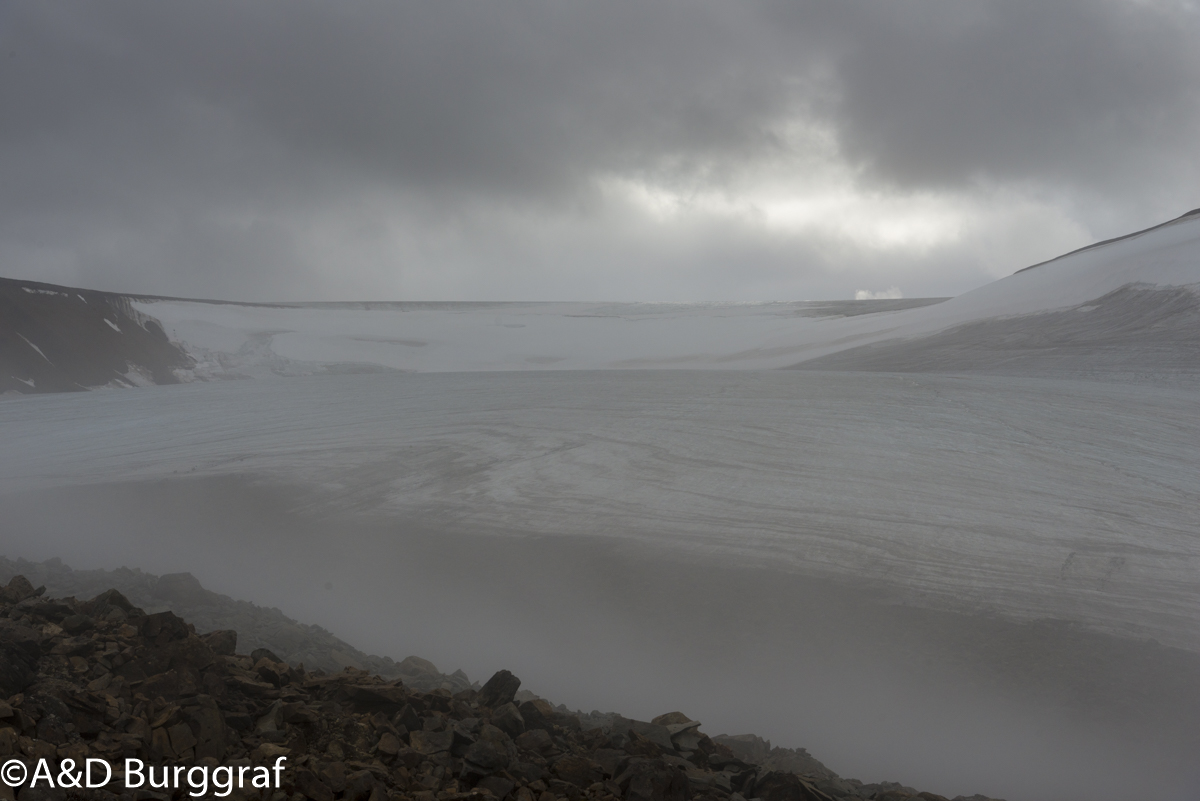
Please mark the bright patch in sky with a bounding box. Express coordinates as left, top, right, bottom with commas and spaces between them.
603, 175, 969, 251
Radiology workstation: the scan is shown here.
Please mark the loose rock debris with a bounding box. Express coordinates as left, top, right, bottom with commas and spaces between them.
0, 576, 1004, 801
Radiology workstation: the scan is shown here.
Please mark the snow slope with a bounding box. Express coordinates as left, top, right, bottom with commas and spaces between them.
134, 209, 1200, 378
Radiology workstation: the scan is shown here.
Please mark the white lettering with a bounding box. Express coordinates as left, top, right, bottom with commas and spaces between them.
187, 765, 208, 797
86, 759, 112, 788
212, 766, 233, 797
57, 759, 82, 788
29, 759, 54, 788
149, 764, 170, 789
125, 759, 145, 788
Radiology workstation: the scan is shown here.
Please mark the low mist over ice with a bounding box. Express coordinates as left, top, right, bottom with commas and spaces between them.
4, 474, 1200, 801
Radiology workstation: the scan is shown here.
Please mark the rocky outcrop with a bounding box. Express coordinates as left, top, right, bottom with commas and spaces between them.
0, 277, 193, 395
0, 575, 1006, 801
0, 558, 474, 695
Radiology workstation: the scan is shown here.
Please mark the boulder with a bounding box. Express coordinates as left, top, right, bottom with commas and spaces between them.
0, 575, 38, 604
139, 610, 190, 645
666, 720, 704, 752
615, 758, 691, 801
81, 588, 137, 614
463, 738, 512, 773
59, 614, 93, 635
342, 683, 408, 714
592, 747, 630, 779
491, 701, 525, 737
398, 655, 440, 676
201, 629, 238, 655
751, 771, 836, 801
613, 716, 675, 752
476, 776, 515, 798
375, 731, 402, 755
294, 768, 335, 801
478, 669, 522, 708
410, 729, 455, 755
551, 754, 604, 788
517, 698, 555, 732
250, 647, 284, 664
0, 642, 37, 698
514, 727, 556, 757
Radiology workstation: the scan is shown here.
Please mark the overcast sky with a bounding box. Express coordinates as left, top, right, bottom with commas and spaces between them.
2, 1, 1198, 302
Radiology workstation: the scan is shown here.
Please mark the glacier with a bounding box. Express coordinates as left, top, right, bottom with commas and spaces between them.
2, 209, 1199, 799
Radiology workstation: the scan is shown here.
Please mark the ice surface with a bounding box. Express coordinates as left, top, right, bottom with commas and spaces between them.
1, 370, 1196, 651
131, 212, 1200, 378
139, 299, 944, 377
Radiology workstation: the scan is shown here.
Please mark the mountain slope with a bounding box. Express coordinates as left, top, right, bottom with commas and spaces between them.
790, 283, 1200, 378
0, 277, 193, 394
791, 208, 1200, 377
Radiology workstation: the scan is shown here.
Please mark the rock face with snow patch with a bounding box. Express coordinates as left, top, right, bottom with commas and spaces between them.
0, 277, 193, 394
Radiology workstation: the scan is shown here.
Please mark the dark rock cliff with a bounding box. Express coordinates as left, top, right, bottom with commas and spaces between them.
0, 277, 192, 395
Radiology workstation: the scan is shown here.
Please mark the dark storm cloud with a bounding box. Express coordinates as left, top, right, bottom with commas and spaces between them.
808, 0, 1200, 190
2, 2, 792, 200
0, 1, 1197, 298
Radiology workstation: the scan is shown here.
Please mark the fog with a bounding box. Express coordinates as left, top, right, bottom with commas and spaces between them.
4, 478, 1199, 801
3, 371, 1199, 800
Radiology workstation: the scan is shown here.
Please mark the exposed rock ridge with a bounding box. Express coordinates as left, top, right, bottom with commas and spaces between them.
0, 276, 194, 395
0, 575, 1006, 801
